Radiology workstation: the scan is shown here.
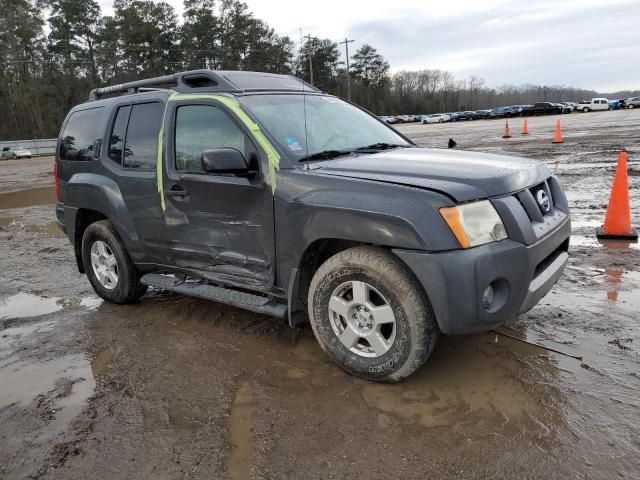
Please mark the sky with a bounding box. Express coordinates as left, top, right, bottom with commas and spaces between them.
98, 0, 640, 92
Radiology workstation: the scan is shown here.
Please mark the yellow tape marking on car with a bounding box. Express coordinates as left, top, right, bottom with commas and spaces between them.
157, 93, 280, 210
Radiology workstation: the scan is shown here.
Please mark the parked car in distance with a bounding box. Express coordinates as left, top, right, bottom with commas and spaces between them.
521, 102, 563, 116
446, 112, 461, 122
1, 146, 32, 159
552, 103, 572, 114
509, 105, 530, 115
489, 106, 517, 118
55, 69, 570, 383
379, 116, 398, 124
608, 100, 621, 110
457, 111, 479, 120
422, 113, 450, 124
576, 98, 609, 112
626, 97, 640, 109
476, 109, 492, 119
562, 102, 578, 111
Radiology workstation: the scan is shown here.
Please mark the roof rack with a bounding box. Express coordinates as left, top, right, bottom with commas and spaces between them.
88, 69, 319, 101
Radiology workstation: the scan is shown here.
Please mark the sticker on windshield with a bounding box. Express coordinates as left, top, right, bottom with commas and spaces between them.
286, 137, 302, 151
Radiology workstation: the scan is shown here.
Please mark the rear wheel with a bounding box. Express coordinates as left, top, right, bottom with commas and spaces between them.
308, 246, 438, 382
82, 220, 147, 304
629, 104, 635, 109
583, 107, 590, 112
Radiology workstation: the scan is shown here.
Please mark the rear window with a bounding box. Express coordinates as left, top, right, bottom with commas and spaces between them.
122, 103, 163, 170
109, 105, 131, 164
59, 107, 104, 161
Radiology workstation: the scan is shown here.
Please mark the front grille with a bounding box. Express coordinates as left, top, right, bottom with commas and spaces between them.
515, 179, 554, 223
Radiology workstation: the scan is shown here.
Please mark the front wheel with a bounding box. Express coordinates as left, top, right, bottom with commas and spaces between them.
82, 220, 148, 304
583, 107, 590, 112
629, 105, 635, 109
308, 246, 438, 382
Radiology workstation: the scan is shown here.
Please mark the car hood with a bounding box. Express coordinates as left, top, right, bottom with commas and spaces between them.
314, 148, 550, 202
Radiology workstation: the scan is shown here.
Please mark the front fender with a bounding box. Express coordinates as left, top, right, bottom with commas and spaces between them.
274, 170, 459, 289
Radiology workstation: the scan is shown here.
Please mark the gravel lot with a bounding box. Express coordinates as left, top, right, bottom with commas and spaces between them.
1, 109, 639, 479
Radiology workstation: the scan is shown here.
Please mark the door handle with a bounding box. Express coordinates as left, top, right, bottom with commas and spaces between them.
164, 187, 188, 197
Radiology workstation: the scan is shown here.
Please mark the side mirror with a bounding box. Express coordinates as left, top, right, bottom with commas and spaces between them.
201, 148, 253, 175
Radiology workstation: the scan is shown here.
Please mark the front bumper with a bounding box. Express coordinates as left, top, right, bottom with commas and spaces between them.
393, 217, 570, 335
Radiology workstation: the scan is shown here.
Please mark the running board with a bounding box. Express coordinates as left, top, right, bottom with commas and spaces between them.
140, 274, 287, 318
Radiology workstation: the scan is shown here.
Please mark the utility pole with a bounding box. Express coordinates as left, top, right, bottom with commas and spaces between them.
338, 37, 354, 100
304, 34, 314, 86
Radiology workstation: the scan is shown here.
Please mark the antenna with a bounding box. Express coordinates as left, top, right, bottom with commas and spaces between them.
301, 30, 310, 170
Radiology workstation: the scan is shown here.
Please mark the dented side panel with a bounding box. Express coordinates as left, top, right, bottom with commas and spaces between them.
160, 98, 276, 283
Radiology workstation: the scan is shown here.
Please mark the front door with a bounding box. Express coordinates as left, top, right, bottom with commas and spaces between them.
161, 98, 275, 285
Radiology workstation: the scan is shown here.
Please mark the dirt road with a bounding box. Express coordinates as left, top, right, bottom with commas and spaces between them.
1, 110, 639, 479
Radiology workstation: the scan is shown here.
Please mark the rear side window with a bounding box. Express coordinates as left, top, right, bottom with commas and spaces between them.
60, 107, 103, 161
174, 105, 247, 172
123, 103, 163, 170
109, 105, 131, 164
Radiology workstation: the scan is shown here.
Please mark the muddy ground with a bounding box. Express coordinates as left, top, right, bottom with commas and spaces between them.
1, 110, 639, 479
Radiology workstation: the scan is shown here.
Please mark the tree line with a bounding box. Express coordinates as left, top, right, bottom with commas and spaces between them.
1, 0, 638, 140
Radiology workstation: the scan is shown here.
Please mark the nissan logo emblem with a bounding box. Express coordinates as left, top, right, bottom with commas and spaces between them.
536, 190, 551, 213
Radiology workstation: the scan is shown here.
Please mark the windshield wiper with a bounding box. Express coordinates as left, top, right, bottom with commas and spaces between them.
298, 149, 353, 162
353, 143, 409, 152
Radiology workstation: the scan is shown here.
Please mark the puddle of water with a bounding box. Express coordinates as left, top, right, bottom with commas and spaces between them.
26, 221, 64, 237
571, 219, 601, 229
91, 347, 115, 377
0, 355, 94, 409
603, 269, 640, 310
570, 235, 640, 250
227, 381, 255, 480
361, 334, 556, 437
554, 161, 640, 171
0, 186, 56, 210
80, 296, 104, 310
0, 292, 63, 320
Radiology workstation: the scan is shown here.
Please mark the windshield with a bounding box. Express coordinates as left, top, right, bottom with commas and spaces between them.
239, 94, 410, 160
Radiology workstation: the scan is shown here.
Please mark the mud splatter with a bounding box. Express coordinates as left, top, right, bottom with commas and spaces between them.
227, 381, 255, 480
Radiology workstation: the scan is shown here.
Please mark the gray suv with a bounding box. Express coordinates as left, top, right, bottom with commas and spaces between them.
55, 70, 570, 382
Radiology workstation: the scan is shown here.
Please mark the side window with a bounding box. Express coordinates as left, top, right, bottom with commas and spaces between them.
60, 107, 103, 161
109, 105, 131, 164
123, 103, 163, 170
174, 105, 247, 172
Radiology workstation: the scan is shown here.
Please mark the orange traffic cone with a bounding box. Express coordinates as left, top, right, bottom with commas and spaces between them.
552, 120, 563, 143
596, 151, 638, 240
521, 118, 529, 135
502, 119, 511, 138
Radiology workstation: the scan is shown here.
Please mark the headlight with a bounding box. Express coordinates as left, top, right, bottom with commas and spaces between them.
440, 200, 508, 248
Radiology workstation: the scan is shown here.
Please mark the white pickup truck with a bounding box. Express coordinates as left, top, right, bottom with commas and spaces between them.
576, 98, 609, 112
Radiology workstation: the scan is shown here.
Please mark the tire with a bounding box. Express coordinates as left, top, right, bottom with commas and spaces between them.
81, 220, 148, 304
629, 105, 635, 109
583, 107, 589, 112
308, 246, 438, 382
12, 154, 17, 159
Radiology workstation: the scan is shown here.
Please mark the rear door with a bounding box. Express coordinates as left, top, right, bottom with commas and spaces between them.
101, 100, 167, 262
160, 98, 275, 285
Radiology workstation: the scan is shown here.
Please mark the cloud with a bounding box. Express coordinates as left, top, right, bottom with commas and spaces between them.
96, 0, 640, 91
